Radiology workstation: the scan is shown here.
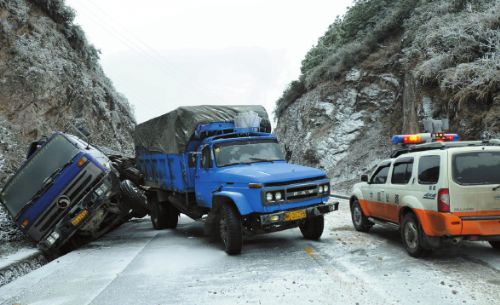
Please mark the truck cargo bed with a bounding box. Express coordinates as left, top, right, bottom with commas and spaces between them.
137, 153, 193, 193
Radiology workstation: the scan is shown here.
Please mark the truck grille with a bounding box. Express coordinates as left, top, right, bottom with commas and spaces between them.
286, 184, 318, 201
264, 176, 327, 187
30, 162, 103, 241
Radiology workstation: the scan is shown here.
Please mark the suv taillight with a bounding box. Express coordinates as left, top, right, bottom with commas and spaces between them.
438, 188, 450, 212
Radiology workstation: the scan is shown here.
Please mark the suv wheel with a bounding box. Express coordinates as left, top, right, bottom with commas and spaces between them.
489, 241, 500, 250
219, 203, 242, 255
401, 213, 430, 257
299, 215, 324, 240
150, 199, 179, 230
351, 199, 373, 232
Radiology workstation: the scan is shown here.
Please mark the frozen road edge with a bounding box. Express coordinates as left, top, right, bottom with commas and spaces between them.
0, 248, 46, 287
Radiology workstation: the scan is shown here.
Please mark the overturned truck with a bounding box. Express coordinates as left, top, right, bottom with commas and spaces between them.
0, 132, 147, 255
135, 105, 338, 254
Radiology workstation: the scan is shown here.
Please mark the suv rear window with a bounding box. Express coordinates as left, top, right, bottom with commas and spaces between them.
391, 158, 413, 184
452, 151, 500, 185
418, 155, 440, 185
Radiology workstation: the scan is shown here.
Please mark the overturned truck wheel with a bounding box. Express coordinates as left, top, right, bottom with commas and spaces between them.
120, 180, 148, 218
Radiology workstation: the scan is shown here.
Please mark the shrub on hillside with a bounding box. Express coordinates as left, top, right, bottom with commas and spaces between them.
276, 0, 499, 116
275, 80, 306, 117
31, 0, 100, 68
31, 0, 74, 25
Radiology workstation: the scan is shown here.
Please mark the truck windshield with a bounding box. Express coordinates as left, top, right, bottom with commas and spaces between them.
0, 134, 80, 216
214, 139, 284, 167
452, 151, 500, 185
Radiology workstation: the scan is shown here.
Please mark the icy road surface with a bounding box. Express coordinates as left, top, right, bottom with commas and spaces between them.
1, 199, 500, 305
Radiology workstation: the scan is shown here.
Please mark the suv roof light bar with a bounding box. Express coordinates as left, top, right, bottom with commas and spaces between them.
390, 139, 500, 158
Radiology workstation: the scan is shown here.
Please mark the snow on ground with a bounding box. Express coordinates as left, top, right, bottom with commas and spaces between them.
0, 199, 499, 305
0, 204, 42, 287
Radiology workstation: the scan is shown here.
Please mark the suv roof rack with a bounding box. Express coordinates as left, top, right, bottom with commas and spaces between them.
391, 139, 500, 158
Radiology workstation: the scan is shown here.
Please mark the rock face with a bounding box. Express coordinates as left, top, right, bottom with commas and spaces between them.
275, 0, 499, 193
0, 0, 136, 242
276, 70, 399, 192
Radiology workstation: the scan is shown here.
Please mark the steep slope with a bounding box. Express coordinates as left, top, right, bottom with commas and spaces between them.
275, 0, 499, 192
0, 0, 136, 243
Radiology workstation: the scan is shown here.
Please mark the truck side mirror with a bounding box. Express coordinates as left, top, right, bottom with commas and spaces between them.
361, 174, 369, 182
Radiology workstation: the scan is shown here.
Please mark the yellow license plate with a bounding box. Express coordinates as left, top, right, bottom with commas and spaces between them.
71, 209, 89, 226
284, 209, 306, 221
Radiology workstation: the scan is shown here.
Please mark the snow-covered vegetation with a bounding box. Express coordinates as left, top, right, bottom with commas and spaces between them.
276, 0, 499, 117
275, 0, 499, 190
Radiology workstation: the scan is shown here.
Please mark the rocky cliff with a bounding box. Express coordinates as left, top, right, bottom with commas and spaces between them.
0, 0, 136, 243
275, 0, 499, 192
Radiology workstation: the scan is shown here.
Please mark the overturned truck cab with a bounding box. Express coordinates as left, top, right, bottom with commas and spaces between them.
134, 105, 338, 254
0, 132, 147, 255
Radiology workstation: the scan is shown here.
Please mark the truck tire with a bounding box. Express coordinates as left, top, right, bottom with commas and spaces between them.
401, 213, 431, 257
351, 199, 373, 232
150, 200, 179, 230
489, 241, 500, 250
299, 215, 324, 240
122, 167, 144, 186
219, 203, 242, 255
120, 180, 148, 218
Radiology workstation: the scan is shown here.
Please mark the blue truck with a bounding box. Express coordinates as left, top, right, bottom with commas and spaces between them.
0, 132, 147, 255
134, 105, 338, 254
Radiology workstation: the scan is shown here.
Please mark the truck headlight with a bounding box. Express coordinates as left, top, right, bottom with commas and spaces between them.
266, 192, 274, 202
95, 183, 109, 197
318, 185, 324, 193
275, 191, 283, 201
324, 184, 329, 193
46, 231, 60, 246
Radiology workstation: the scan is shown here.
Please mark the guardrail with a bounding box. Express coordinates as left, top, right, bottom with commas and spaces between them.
330, 193, 349, 200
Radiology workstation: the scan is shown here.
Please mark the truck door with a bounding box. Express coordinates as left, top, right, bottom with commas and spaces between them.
194, 145, 217, 207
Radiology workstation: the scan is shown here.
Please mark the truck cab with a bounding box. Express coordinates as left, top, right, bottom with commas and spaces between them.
135, 106, 338, 254
0, 132, 145, 255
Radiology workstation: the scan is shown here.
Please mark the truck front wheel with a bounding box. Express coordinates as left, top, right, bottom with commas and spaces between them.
150, 200, 179, 230
219, 203, 242, 255
300, 215, 324, 240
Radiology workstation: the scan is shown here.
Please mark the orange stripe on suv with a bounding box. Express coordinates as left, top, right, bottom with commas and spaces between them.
359, 199, 500, 237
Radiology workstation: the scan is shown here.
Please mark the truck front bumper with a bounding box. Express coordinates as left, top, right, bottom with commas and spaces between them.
243, 201, 338, 234
259, 201, 338, 226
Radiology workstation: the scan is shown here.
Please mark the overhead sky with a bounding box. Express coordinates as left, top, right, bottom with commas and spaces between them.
66, 0, 353, 124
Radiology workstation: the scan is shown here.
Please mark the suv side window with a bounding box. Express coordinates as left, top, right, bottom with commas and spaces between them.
200, 146, 212, 169
391, 158, 414, 184
371, 164, 391, 184
418, 155, 440, 184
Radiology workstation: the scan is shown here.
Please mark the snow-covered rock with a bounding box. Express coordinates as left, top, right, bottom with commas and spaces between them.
276, 73, 399, 193
0, 0, 136, 245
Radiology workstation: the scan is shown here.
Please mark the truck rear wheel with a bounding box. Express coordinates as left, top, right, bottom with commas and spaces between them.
489, 241, 500, 250
299, 215, 324, 240
401, 213, 431, 257
150, 200, 179, 230
219, 203, 242, 255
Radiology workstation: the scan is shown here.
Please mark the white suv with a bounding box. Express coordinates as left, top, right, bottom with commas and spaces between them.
350, 137, 500, 257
